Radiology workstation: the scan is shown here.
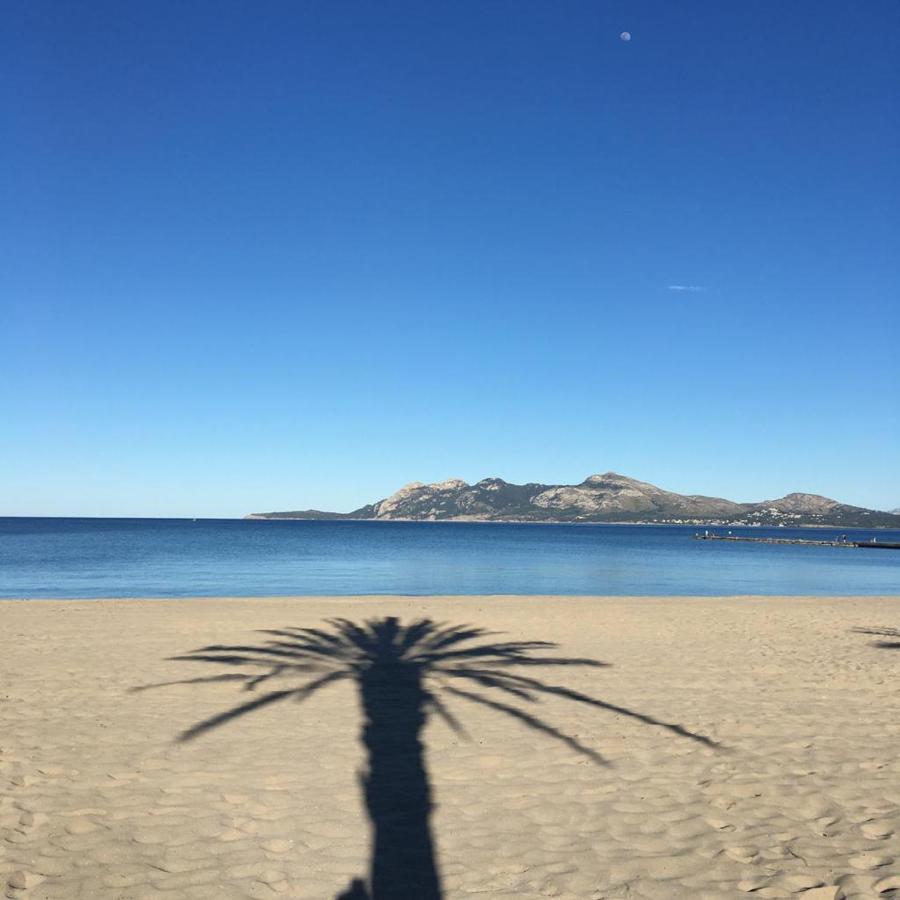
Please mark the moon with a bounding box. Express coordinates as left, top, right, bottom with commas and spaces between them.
620, 31, 631, 41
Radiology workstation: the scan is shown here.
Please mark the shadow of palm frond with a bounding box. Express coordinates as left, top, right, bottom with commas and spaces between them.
135, 617, 719, 900
853, 626, 900, 649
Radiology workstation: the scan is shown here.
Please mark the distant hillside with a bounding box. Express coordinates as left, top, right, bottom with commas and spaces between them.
247, 472, 900, 528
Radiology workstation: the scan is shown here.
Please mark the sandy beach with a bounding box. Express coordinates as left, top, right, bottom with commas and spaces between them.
1, 595, 899, 899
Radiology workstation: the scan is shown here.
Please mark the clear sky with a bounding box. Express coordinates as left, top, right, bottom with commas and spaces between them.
3, 0, 898, 517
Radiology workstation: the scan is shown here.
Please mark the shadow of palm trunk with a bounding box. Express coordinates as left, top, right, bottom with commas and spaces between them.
136, 616, 721, 900
359, 659, 441, 899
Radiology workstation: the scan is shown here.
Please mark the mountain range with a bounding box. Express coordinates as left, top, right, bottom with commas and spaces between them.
247, 472, 900, 528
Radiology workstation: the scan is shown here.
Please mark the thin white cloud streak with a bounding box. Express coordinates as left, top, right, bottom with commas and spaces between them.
667, 284, 704, 292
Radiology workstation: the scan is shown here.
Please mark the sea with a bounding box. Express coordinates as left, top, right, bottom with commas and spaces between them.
1, 517, 898, 599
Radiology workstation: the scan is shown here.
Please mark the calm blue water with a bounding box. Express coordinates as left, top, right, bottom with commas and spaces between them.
1, 518, 898, 598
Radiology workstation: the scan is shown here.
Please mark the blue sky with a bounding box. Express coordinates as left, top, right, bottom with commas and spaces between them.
2, 0, 898, 517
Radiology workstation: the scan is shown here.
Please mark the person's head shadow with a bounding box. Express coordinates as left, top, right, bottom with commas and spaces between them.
135, 616, 719, 899
852, 626, 900, 649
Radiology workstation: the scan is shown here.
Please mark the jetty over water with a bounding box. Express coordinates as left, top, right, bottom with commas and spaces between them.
694, 534, 900, 550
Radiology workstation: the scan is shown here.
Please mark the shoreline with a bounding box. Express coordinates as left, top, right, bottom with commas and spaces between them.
5, 514, 900, 530
243, 515, 900, 529
5, 592, 900, 602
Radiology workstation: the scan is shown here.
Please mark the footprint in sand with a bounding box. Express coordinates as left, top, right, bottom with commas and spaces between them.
261, 839, 294, 853
850, 853, 894, 870
725, 845, 759, 864
799, 888, 841, 900
7, 871, 46, 891
775, 873, 826, 892
873, 873, 900, 895
861, 821, 895, 840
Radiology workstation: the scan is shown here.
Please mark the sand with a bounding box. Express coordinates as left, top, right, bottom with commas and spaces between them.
1, 595, 899, 900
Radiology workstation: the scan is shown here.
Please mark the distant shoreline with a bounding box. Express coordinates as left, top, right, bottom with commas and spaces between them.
243, 471, 900, 529
243, 515, 898, 530
2, 514, 899, 530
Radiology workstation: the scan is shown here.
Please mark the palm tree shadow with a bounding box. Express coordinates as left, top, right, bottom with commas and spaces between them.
134, 617, 719, 899
852, 626, 900, 649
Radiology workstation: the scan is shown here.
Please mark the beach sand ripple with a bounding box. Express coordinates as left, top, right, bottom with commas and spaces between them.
1, 595, 898, 898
